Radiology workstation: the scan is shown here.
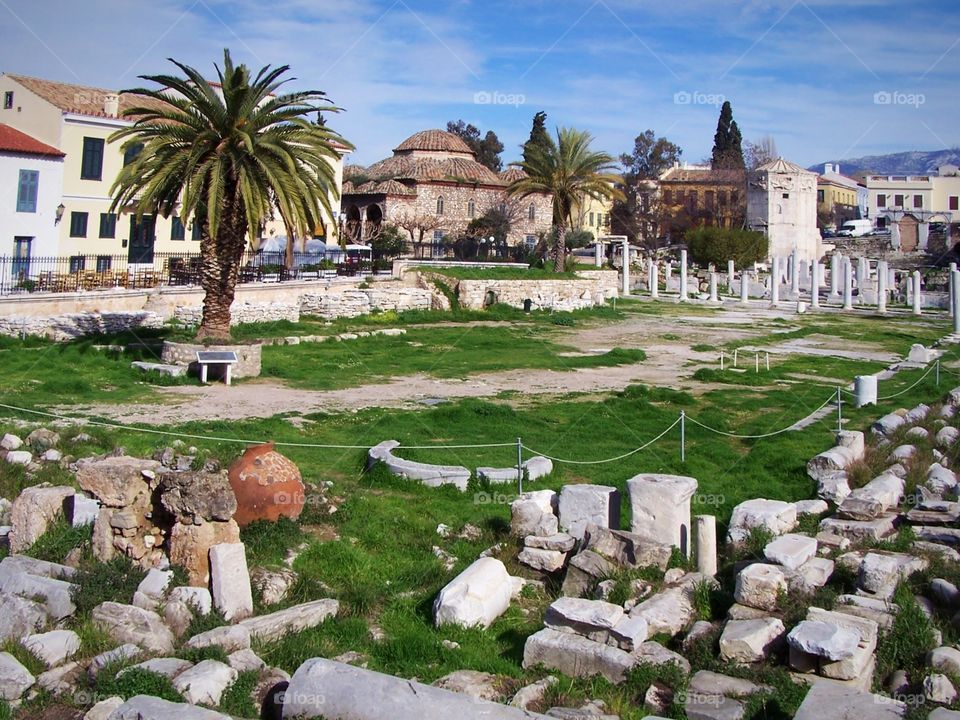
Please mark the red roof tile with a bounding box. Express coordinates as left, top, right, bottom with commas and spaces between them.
0, 124, 63, 157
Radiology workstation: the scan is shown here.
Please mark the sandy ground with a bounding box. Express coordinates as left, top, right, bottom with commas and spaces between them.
63, 306, 901, 425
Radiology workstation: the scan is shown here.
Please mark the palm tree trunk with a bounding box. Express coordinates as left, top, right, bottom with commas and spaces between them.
197, 189, 249, 341
552, 223, 567, 273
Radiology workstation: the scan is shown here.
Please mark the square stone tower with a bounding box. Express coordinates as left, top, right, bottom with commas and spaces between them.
747, 158, 821, 262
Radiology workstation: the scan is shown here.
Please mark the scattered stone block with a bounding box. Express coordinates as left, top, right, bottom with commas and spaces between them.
1, 433, 22, 450
787, 620, 859, 661
169, 586, 212, 615
4, 450, 31, 465
719, 617, 785, 664
817, 472, 851, 504
172, 659, 238, 706
929, 646, 960, 675
0, 651, 34, 700
75, 456, 161, 508
434, 557, 514, 629
432, 669, 503, 701
734, 564, 787, 611
8, 485, 74, 554
87, 644, 140, 678
91, 602, 175, 654
764, 534, 817, 570
793, 682, 905, 720
819, 513, 898, 542
523, 628, 635, 683
872, 412, 906, 437
630, 586, 695, 637
70, 494, 99, 527
794, 499, 829, 516
728, 499, 797, 543
558, 484, 620, 539
236, 598, 339, 643
209, 542, 253, 621
108, 694, 234, 719
925, 673, 958, 704
510, 491, 559, 537
560, 549, 615, 598
544, 597, 625, 643
627, 474, 697, 555
185, 625, 251, 652
24, 629, 80, 667
0, 555, 77, 619
123, 657, 193, 679
525, 533, 576, 552
582, 524, 671, 569
518, 547, 567, 572
0, 592, 47, 641
227, 648, 265, 673
84, 696, 124, 720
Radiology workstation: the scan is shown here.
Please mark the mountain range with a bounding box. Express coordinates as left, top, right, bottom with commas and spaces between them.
808, 149, 960, 177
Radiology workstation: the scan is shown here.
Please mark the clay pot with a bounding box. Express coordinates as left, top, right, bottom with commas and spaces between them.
228, 442, 305, 527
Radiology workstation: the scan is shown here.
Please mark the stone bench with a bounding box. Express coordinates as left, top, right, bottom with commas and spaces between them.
476, 456, 553, 484
130, 361, 187, 378
368, 440, 471, 491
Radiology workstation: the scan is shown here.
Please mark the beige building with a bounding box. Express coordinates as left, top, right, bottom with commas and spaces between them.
572, 194, 612, 238
0, 73, 348, 268
864, 168, 958, 251
341, 129, 552, 257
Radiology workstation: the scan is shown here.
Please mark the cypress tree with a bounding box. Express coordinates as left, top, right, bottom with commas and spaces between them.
522, 111, 551, 164
711, 101, 745, 170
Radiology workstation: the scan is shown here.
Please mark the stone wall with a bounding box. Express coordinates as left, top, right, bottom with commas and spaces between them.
456, 270, 620, 311
0, 311, 165, 340
300, 287, 432, 319
173, 302, 300, 327
160, 341, 262, 378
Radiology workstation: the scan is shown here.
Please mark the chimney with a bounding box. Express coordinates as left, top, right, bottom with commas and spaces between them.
835, 164, 840, 175
103, 93, 120, 118
823, 163, 832, 174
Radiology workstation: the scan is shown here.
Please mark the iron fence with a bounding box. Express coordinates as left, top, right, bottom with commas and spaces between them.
0, 250, 391, 295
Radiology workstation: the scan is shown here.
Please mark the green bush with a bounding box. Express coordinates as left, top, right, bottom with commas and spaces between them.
687, 227, 767, 268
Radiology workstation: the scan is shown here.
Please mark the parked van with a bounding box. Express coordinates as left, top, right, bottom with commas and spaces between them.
837, 219, 873, 237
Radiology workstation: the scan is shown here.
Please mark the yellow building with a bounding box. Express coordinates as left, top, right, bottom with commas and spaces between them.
816, 163, 860, 229
0, 73, 348, 267
572, 193, 613, 237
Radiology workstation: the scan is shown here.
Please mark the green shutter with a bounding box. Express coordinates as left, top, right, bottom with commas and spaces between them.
16, 170, 38, 212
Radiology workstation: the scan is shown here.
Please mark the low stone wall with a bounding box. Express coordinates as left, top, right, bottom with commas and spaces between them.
172, 302, 300, 327
456, 270, 619, 311
0, 311, 165, 340
160, 341, 262, 378
300, 287, 432, 319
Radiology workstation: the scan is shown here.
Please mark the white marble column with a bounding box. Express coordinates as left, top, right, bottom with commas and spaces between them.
790, 248, 799, 295
950, 262, 957, 318
649, 260, 658, 299
830, 253, 841, 296
811, 262, 821, 309
709, 272, 718, 302
877, 260, 887, 314
771, 257, 780, 304
594, 241, 602, 267
694, 515, 717, 577
727, 260, 735, 293
621, 239, 630, 295
953, 270, 960, 333
912, 270, 922, 316
842, 258, 853, 310
664, 262, 672, 290
679, 249, 688, 301
740, 270, 749, 303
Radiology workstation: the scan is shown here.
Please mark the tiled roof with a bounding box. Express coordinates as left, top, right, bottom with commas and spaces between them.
499, 167, 528, 183
349, 179, 416, 196
343, 164, 368, 179
818, 172, 861, 190
364, 154, 505, 186
755, 157, 815, 175
660, 166, 744, 183
393, 129, 473, 155
0, 124, 64, 157
5, 73, 167, 118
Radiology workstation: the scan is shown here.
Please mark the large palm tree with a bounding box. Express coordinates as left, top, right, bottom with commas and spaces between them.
507, 127, 623, 272
110, 49, 351, 339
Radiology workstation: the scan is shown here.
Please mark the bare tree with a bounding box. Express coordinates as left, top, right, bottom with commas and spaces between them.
744, 135, 779, 170
394, 211, 443, 258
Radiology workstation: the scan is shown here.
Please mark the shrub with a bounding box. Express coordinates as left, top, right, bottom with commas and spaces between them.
687, 227, 767, 268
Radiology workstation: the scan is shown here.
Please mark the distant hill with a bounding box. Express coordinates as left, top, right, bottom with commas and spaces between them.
808, 149, 960, 177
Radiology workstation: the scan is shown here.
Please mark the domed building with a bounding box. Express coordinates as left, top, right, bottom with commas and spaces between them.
341, 129, 552, 257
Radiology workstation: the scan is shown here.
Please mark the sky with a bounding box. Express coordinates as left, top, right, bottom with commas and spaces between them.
1, 0, 958, 170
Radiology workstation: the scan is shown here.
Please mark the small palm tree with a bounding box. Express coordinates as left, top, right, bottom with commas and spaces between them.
507, 127, 623, 272
110, 49, 351, 339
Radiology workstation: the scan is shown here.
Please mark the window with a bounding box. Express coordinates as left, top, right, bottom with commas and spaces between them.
12, 237, 31, 278
123, 143, 143, 167
528, 203, 535, 221
731, 191, 739, 205
877, 194, 887, 208
718, 190, 727, 205
436, 196, 444, 215
589, 212, 594, 226
3, 91, 12, 109
98, 213, 116, 238
782, 193, 790, 199
663, 189, 673, 204
69, 211, 88, 238
96, 255, 112, 272
706, 190, 715, 209
688, 190, 698, 209
467, 200, 475, 218
16, 170, 38, 212
69, 255, 86, 273
171, 216, 186, 241
191, 219, 203, 240
431, 229, 444, 258
950, 196, 959, 211
894, 194, 904, 207
80, 137, 104, 180
914, 194, 923, 209
525, 234, 536, 249
817, 189, 825, 203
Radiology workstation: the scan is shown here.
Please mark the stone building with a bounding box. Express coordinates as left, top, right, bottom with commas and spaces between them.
657, 162, 746, 238
340, 129, 552, 257
747, 158, 821, 262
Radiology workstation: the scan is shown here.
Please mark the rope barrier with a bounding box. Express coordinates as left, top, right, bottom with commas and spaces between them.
685, 393, 837, 439
0, 403, 515, 450
521, 417, 681, 465
876, 362, 938, 401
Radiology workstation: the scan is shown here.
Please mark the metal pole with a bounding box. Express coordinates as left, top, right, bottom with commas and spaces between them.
937, 359, 941, 387
720, 350, 725, 371
836, 387, 842, 433
766, 353, 770, 371
516, 437, 523, 495
755, 352, 759, 373
733, 348, 738, 367
680, 411, 686, 463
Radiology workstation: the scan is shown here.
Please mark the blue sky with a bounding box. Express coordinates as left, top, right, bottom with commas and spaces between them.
1, 0, 957, 169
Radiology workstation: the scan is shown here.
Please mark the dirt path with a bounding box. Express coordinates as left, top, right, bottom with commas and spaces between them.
62, 306, 900, 425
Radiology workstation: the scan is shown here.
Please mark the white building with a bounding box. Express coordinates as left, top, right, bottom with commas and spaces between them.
0, 123, 64, 288
865, 167, 957, 251
747, 158, 820, 262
